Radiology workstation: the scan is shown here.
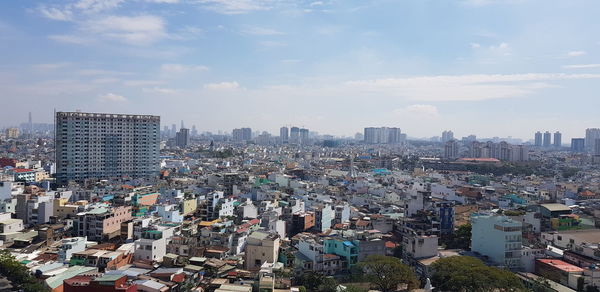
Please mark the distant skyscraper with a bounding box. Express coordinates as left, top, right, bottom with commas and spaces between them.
571, 138, 585, 153
28, 112, 33, 136
585, 128, 600, 153
444, 140, 459, 159
280, 127, 289, 142
176, 128, 190, 148
163, 126, 169, 137
595, 138, 600, 156
534, 131, 542, 147
232, 128, 243, 141
553, 131, 562, 148
55, 111, 160, 185
241, 128, 252, 141
441, 130, 454, 143
543, 131, 552, 147
171, 124, 177, 138
290, 127, 300, 143
299, 128, 309, 144
191, 125, 198, 137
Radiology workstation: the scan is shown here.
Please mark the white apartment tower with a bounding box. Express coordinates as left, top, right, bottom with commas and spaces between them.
55, 111, 160, 185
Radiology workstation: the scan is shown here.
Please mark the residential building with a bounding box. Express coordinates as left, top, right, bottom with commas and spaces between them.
244, 231, 280, 271
74, 206, 132, 241
554, 131, 562, 147
55, 111, 160, 185
471, 213, 522, 269
571, 138, 585, 152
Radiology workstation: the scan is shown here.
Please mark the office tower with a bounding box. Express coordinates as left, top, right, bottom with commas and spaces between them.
553, 131, 562, 148
55, 111, 160, 185
571, 138, 585, 153
543, 131, 551, 147
176, 128, 190, 148
163, 126, 170, 137
585, 128, 600, 152
171, 124, 177, 138
534, 131, 542, 147
28, 112, 33, 136
444, 140, 459, 159
290, 127, 300, 143
241, 128, 252, 141
191, 125, 198, 137
441, 130, 454, 143
279, 127, 289, 142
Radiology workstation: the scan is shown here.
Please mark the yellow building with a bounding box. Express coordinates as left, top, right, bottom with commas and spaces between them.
181, 199, 197, 216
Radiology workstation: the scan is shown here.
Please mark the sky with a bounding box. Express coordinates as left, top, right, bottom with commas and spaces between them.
0, 0, 599, 140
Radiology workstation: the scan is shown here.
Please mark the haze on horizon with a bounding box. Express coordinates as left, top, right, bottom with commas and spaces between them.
0, 0, 599, 140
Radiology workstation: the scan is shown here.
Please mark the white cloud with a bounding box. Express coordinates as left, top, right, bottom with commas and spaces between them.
242, 26, 285, 36
563, 64, 600, 69
470, 43, 481, 49
32, 63, 71, 71
38, 6, 73, 21
489, 42, 511, 55
123, 80, 164, 86
99, 93, 127, 102
82, 15, 167, 45
48, 34, 92, 45
344, 73, 600, 101
161, 63, 209, 74
143, 87, 178, 94
145, 0, 179, 3
204, 81, 240, 90
193, 0, 274, 14
567, 51, 586, 57
397, 104, 440, 117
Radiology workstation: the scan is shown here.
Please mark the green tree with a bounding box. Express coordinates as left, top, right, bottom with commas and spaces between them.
0, 250, 49, 292
318, 277, 339, 292
300, 271, 325, 291
445, 223, 471, 250
357, 255, 419, 292
431, 256, 524, 292
343, 285, 369, 292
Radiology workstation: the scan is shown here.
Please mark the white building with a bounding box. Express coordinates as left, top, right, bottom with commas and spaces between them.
471, 213, 522, 269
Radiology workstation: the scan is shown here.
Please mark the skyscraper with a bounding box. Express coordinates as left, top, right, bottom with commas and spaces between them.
279, 127, 289, 142
543, 131, 551, 147
596, 138, 600, 156
299, 128, 309, 144
363, 127, 403, 144
290, 127, 300, 143
241, 128, 252, 141
553, 131, 562, 148
534, 131, 542, 147
571, 138, 585, 153
176, 128, 190, 148
55, 111, 160, 185
585, 128, 600, 153
171, 124, 177, 138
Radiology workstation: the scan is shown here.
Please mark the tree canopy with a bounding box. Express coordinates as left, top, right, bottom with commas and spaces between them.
356, 255, 419, 292
431, 256, 524, 292
0, 250, 49, 292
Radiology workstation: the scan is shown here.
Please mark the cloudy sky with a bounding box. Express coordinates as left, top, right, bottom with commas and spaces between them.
1, 0, 599, 140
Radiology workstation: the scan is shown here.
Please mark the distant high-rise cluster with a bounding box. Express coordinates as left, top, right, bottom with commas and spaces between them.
363, 127, 405, 144
467, 141, 529, 162
176, 128, 190, 148
280, 126, 309, 144
232, 128, 252, 142
533, 131, 561, 148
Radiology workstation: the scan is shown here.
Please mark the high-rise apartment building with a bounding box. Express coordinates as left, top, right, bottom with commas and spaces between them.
299, 128, 309, 143
543, 131, 552, 147
232, 128, 252, 142
55, 112, 160, 185
363, 127, 402, 144
279, 127, 289, 142
585, 128, 600, 153
170, 124, 176, 138
241, 128, 252, 141
553, 131, 562, 148
444, 140, 459, 159
571, 138, 585, 153
5, 128, 19, 139
596, 138, 600, 156
175, 128, 189, 148
534, 131, 542, 147
441, 130, 454, 143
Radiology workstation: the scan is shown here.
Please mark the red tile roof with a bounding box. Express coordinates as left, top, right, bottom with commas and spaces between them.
537, 259, 584, 272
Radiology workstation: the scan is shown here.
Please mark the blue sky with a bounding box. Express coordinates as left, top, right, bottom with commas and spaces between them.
0, 0, 599, 140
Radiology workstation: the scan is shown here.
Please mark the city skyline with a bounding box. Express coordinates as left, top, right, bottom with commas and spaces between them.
1, 1, 600, 138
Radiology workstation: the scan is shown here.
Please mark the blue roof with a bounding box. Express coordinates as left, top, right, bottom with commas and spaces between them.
343, 241, 355, 247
